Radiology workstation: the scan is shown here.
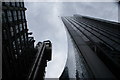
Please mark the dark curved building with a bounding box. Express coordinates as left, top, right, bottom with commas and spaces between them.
2, 2, 52, 80
60, 15, 120, 80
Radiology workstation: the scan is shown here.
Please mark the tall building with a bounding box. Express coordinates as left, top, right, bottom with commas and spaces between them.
60, 15, 120, 80
2, 2, 52, 80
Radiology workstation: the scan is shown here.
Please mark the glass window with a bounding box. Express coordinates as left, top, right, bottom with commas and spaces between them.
13, 11, 17, 20
23, 23, 26, 29
13, 41, 16, 49
17, 38, 20, 44
12, 41, 17, 56
11, 2, 15, 6
21, 35, 24, 49
21, 35, 24, 41
19, 24, 22, 31
79, 27, 85, 31
16, 2, 20, 7
19, 49, 22, 54
10, 27, 14, 36
15, 54, 17, 59
7, 10, 12, 21
2, 11, 6, 23
3, 29, 7, 39
5, 2, 10, 6
13, 11, 17, 16
24, 33, 27, 41
2, 2, 5, 6
18, 11, 20, 16
21, 11, 24, 19
18, 11, 21, 19
8, 16, 12, 22
15, 25, 19, 33
14, 16, 17, 21
20, 2, 23, 7
7, 10, 11, 17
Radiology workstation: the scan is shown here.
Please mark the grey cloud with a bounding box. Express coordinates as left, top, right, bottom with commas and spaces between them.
74, 2, 118, 22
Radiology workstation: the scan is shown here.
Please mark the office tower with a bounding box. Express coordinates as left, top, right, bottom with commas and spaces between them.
2, 2, 52, 80
60, 15, 120, 80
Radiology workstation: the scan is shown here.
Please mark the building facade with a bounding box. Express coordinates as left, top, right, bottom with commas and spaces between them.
60, 15, 120, 80
2, 2, 52, 80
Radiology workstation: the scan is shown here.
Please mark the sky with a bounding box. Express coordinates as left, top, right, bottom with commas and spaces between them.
25, 1, 119, 78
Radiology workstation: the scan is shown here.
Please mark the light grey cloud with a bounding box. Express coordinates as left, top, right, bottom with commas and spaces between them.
25, 2, 118, 78
74, 2, 118, 22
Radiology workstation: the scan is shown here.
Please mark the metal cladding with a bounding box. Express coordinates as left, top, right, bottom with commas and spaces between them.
28, 40, 52, 80
60, 15, 120, 80
2, 2, 52, 80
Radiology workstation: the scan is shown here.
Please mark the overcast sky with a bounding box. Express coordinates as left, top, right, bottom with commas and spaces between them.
25, 1, 118, 78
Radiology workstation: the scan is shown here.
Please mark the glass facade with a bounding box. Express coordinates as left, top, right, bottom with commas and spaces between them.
60, 15, 120, 79
65, 31, 76, 79
62, 25, 94, 79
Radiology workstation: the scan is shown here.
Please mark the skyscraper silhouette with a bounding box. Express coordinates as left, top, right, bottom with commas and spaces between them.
2, 2, 52, 80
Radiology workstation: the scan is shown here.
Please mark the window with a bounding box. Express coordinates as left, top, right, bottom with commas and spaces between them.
2, 2, 5, 6
11, 2, 15, 7
20, 2, 23, 7
13, 41, 16, 49
13, 11, 17, 20
19, 24, 22, 31
10, 27, 14, 36
18, 11, 21, 19
7, 10, 11, 17
7, 10, 12, 21
5, 2, 10, 6
21, 11, 25, 19
17, 38, 20, 44
21, 35, 24, 41
15, 25, 19, 33
23, 23, 26, 29
17, 38, 22, 54
19, 49, 22, 54
3, 29, 7, 39
15, 54, 17, 59
21, 35, 24, 47
12, 41, 17, 58
24, 33, 27, 41
2, 11, 6, 23
16, 2, 20, 7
